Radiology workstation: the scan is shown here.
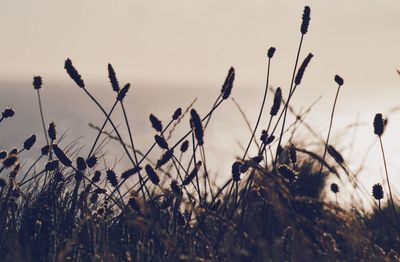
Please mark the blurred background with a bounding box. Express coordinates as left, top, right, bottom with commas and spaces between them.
1, 1, 400, 206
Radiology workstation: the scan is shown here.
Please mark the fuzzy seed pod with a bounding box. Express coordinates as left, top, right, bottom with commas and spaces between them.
277, 164, 297, 182
171, 180, 182, 196
240, 162, 249, 173
180, 140, 189, 153
190, 109, 204, 146
221, 67, 235, 100
52, 144, 72, 167
45, 160, 59, 171
106, 169, 118, 187
90, 193, 99, 204
33, 76, 42, 90
121, 166, 142, 180
92, 171, 101, 183
48, 122, 56, 141
330, 183, 339, 194
117, 83, 130, 101
0, 150, 6, 160
372, 183, 384, 200
41, 145, 50, 156
3, 155, 18, 168
172, 108, 182, 120
232, 161, 242, 182
182, 161, 202, 186
300, 6, 311, 35
270, 87, 282, 116
334, 75, 344, 86
145, 164, 160, 185
149, 114, 163, 132
64, 58, 85, 88
155, 135, 169, 149
108, 63, 120, 92
267, 47, 276, 59
23, 135, 36, 150
76, 157, 87, 171
294, 53, 313, 85
86, 156, 97, 168
373, 113, 385, 136
9, 148, 17, 155
327, 145, 344, 164
156, 150, 174, 168
2, 108, 15, 118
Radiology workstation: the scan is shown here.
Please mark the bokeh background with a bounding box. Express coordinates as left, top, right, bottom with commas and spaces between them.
1, 1, 400, 207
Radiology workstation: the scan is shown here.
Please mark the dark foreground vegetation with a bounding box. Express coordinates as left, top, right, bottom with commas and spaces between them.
1, 6, 399, 262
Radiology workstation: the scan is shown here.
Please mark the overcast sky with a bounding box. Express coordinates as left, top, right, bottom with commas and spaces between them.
1, 1, 399, 92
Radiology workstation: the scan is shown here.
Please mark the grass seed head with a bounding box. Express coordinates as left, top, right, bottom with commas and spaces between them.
295, 53, 314, 85
334, 75, 344, 86
180, 140, 189, 153
155, 135, 169, 149
2, 108, 15, 118
267, 47, 276, 59
232, 161, 242, 182
190, 109, 204, 146
330, 183, 339, 194
372, 183, 384, 200
221, 67, 235, 100
76, 157, 87, 171
301, 6, 311, 35
107, 63, 120, 92
41, 145, 50, 156
373, 113, 385, 136
45, 160, 59, 172
3, 155, 18, 168
23, 134, 36, 150
52, 144, 72, 167
270, 87, 282, 116
117, 83, 130, 101
172, 108, 182, 120
121, 166, 142, 180
106, 169, 118, 187
92, 171, 101, 183
145, 164, 160, 185
64, 58, 85, 88
86, 156, 97, 168
156, 150, 173, 168
327, 145, 344, 164
33, 76, 42, 90
149, 114, 163, 132
48, 122, 56, 141
0, 150, 7, 160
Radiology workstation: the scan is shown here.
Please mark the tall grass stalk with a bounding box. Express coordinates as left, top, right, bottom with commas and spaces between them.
318, 76, 343, 175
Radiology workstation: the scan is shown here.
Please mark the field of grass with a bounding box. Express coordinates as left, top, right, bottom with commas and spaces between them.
1, 6, 399, 262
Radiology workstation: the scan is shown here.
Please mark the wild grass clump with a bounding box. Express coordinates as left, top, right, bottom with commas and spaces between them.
1, 5, 399, 262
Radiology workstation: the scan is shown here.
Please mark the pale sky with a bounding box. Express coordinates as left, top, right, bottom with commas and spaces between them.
1, 1, 400, 92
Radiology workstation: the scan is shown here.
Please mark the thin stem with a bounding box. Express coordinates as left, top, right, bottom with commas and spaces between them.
318, 85, 341, 175
87, 100, 119, 158
37, 90, 49, 146
276, 34, 304, 160
378, 137, 398, 224
242, 58, 271, 161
